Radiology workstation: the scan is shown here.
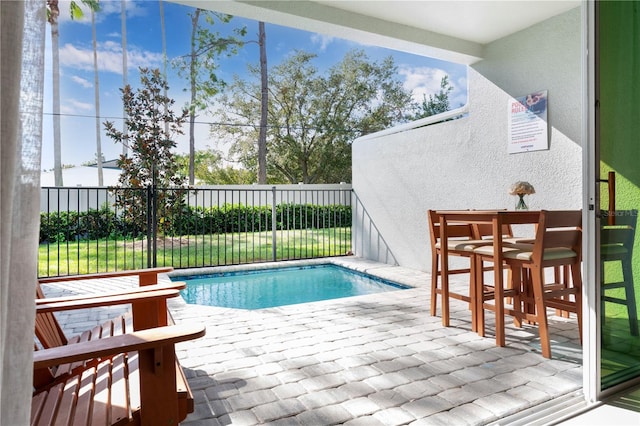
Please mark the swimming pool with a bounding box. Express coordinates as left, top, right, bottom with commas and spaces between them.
175, 264, 408, 309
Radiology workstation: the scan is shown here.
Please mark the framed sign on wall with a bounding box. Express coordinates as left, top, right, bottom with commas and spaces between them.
508, 90, 548, 154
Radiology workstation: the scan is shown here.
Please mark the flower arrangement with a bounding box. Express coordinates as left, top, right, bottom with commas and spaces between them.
509, 181, 535, 210
509, 181, 536, 196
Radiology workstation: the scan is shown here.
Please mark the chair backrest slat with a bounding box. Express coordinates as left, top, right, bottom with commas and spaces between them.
35, 284, 68, 348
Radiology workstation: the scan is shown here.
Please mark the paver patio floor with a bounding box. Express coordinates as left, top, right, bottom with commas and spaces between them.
42, 257, 583, 425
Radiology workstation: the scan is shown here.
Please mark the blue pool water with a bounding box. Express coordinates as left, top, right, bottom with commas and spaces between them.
175, 264, 408, 309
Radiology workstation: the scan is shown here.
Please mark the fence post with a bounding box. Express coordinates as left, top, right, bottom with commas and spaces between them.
271, 186, 277, 262
146, 185, 152, 268
151, 182, 158, 268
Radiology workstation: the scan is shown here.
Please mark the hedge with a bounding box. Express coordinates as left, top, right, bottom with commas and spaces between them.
39, 203, 352, 243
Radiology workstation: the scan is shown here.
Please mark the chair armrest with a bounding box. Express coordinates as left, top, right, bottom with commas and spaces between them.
35, 282, 186, 305
33, 324, 205, 370
38, 267, 174, 284
35, 289, 181, 314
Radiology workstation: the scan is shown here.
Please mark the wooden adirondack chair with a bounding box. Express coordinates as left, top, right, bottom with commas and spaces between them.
31, 323, 205, 425
32, 268, 204, 425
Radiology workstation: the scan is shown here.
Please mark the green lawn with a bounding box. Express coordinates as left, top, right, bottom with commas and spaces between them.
38, 228, 352, 277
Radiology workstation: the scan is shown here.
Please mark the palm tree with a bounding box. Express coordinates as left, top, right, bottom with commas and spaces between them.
46, 0, 97, 186
258, 21, 267, 184
47, 0, 63, 186
121, 0, 128, 157
91, 4, 103, 185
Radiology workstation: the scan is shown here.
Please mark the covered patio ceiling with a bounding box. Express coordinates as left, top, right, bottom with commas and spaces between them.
172, 0, 580, 64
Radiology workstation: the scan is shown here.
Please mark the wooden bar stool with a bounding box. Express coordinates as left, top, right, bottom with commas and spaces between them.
428, 210, 493, 329
502, 210, 583, 358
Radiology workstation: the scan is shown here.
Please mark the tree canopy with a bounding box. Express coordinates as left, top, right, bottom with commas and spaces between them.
412, 75, 455, 120
174, 149, 255, 184
212, 49, 414, 184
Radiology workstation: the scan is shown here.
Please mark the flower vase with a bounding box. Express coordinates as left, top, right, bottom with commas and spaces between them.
515, 193, 529, 210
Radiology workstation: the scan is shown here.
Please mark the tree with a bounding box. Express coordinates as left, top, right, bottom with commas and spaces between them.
159, 0, 169, 136
213, 49, 413, 183
121, 0, 128, 157
90, 2, 103, 185
46, 0, 97, 186
412, 75, 454, 119
104, 68, 188, 231
173, 10, 246, 185
257, 21, 268, 184
174, 149, 254, 184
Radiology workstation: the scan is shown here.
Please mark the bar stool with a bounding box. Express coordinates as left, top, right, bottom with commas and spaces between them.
501, 210, 583, 358
428, 210, 493, 328
601, 209, 638, 336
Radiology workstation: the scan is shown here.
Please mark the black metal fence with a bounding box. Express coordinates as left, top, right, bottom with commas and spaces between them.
39, 184, 352, 277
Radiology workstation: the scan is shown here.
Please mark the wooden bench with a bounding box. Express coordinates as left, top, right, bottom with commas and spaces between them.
32, 268, 203, 425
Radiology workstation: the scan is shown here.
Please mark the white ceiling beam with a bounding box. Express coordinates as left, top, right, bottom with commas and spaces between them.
171, 0, 485, 64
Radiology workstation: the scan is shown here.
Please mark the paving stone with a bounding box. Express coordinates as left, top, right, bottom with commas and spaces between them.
340, 365, 381, 382
450, 402, 496, 424
338, 382, 377, 399
372, 407, 416, 425
252, 398, 307, 423
295, 404, 354, 425
297, 387, 351, 409
341, 396, 383, 417
215, 410, 258, 425
214, 368, 258, 383
279, 356, 321, 370
394, 379, 441, 400
241, 374, 282, 392
367, 389, 411, 409
266, 417, 302, 426
423, 410, 472, 425
427, 373, 466, 391
204, 383, 239, 400
184, 401, 217, 421
207, 398, 234, 418
474, 392, 529, 417
300, 361, 343, 377
272, 382, 307, 400
343, 415, 386, 426
364, 372, 411, 391
299, 372, 347, 392
514, 363, 558, 380
528, 373, 581, 395
506, 385, 550, 405
401, 395, 453, 418
274, 369, 308, 384
372, 356, 423, 373
397, 365, 437, 381
451, 365, 497, 382
254, 362, 284, 376
492, 372, 530, 388
227, 389, 278, 411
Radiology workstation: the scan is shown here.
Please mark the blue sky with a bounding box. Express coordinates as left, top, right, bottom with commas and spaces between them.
43, 0, 467, 171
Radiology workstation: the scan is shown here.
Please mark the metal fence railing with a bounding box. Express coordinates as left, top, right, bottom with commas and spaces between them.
39, 184, 352, 278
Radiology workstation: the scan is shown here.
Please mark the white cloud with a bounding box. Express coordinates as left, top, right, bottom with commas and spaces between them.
399, 65, 451, 103
71, 75, 93, 88
60, 41, 163, 74
61, 99, 93, 115
310, 34, 335, 52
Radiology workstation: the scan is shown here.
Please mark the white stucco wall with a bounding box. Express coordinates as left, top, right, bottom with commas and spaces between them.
352, 7, 582, 271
